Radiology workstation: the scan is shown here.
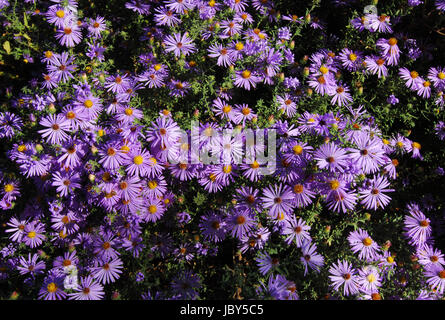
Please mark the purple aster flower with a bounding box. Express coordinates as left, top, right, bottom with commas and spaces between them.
348, 229, 380, 261
5, 217, 28, 242
233, 69, 261, 90
154, 7, 181, 27
199, 211, 227, 243
90, 257, 123, 285
417, 246, 445, 269
55, 21, 82, 47
367, 13, 393, 33
313, 143, 348, 173
376, 37, 400, 66
276, 93, 297, 117
23, 220, 46, 248
415, 79, 432, 99
87, 16, 106, 38
255, 251, 280, 275
208, 43, 234, 67
364, 55, 388, 78
68, 276, 105, 300
387, 94, 399, 105
424, 265, 445, 295
398, 67, 423, 90
104, 73, 130, 94
171, 270, 201, 299
357, 265, 382, 294
124, 147, 153, 177
52, 171, 81, 197
435, 121, 445, 140
143, 197, 166, 223
17, 253, 46, 276
164, 32, 196, 57
359, 175, 394, 210
282, 216, 311, 247
125, 0, 151, 14
300, 241, 324, 276
261, 183, 295, 220
404, 204, 432, 248
38, 273, 67, 300
348, 133, 386, 174
329, 259, 360, 296
226, 209, 255, 239
45, 5, 74, 28
338, 48, 363, 71
98, 143, 126, 171
38, 114, 71, 145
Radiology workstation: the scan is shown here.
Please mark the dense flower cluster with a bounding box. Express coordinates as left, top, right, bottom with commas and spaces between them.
1, 0, 445, 300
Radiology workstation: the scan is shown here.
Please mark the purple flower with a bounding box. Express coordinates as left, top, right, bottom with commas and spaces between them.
23, 220, 46, 248
90, 257, 123, 285
38, 273, 67, 300
359, 175, 394, 210
164, 32, 196, 57
17, 253, 46, 276
300, 241, 324, 276
313, 143, 348, 173
68, 276, 105, 300
255, 251, 280, 275
38, 114, 71, 145
233, 69, 260, 90
348, 229, 380, 261
424, 265, 445, 295
261, 183, 295, 220
282, 216, 311, 246
199, 212, 227, 243
329, 259, 360, 296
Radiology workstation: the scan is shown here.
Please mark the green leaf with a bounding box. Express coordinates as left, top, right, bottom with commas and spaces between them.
3, 41, 11, 55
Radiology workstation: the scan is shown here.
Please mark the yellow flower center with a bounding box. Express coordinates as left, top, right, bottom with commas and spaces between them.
148, 205, 157, 214
250, 160, 260, 169
56, 10, 65, 18
292, 145, 303, 155
149, 157, 157, 165
412, 142, 421, 149
4, 184, 14, 193
438, 72, 445, 80
348, 53, 357, 62
366, 274, 376, 283
133, 155, 144, 165
241, 107, 251, 115
223, 105, 232, 113
223, 165, 232, 174
386, 256, 394, 264
204, 127, 213, 137
125, 108, 133, 116
293, 184, 304, 194
208, 0, 215, 7
388, 37, 397, 46
410, 71, 419, 78
148, 181, 158, 189
27, 231, 36, 239
242, 70, 251, 79
83, 100, 93, 108
235, 42, 244, 51
319, 66, 329, 74
120, 145, 130, 153
362, 237, 373, 246
47, 282, 58, 293
329, 180, 340, 190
